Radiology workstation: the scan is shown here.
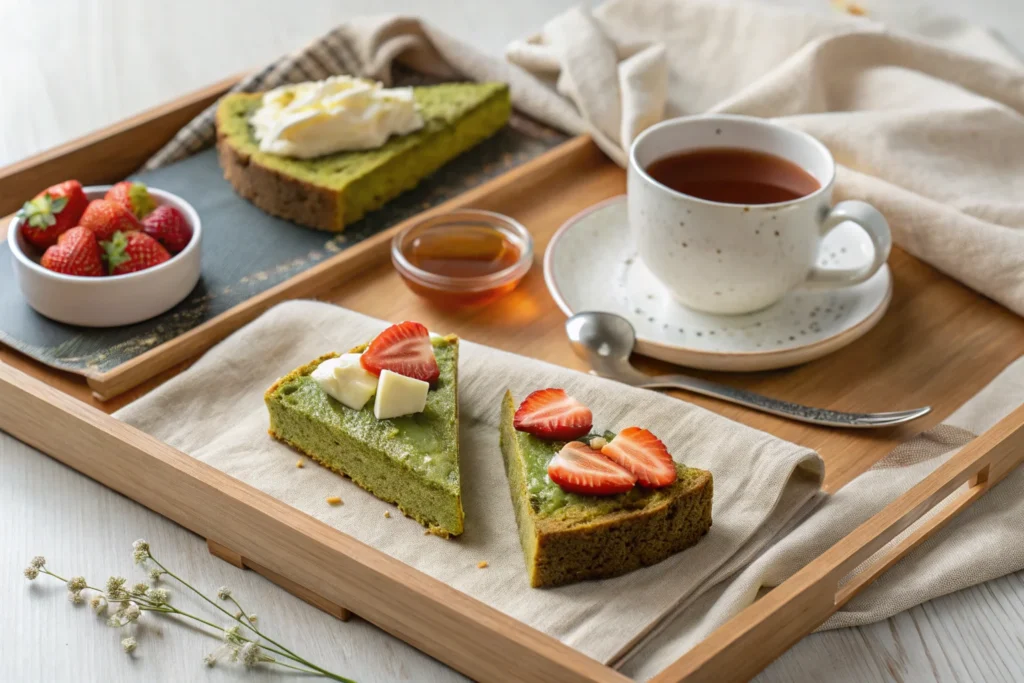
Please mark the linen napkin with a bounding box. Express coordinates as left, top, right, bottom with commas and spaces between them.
115, 300, 824, 664
622, 356, 1024, 678
147, 0, 1024, 317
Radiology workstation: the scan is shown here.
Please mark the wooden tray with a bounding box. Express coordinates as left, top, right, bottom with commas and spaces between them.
0, 76, 565, 402
2, 77, 1024, 683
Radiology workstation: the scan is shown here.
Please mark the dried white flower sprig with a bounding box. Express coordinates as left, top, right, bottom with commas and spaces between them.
24, 543, 355, 681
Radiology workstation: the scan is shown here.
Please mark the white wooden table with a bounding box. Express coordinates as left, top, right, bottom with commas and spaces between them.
3, 1, 1024, 681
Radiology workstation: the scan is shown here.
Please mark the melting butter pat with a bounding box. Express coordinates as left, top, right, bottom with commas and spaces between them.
311, 354, 378, 410
374, 370, 429, 420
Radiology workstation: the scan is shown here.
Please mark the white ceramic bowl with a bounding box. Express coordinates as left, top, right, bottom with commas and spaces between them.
8, 185, 202, 327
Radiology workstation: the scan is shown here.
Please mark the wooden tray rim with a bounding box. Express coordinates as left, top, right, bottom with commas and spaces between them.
2, 75, 1024, 683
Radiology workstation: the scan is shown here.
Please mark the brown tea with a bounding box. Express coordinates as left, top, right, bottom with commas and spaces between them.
645, 147, 820, 205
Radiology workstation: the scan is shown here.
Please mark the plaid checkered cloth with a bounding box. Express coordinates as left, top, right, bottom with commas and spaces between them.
143, 15, 585, 170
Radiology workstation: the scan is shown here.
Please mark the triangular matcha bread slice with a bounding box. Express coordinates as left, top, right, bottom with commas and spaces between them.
216, 82, 510, 231
265, 335, 462, 536
499, 391, 713, 587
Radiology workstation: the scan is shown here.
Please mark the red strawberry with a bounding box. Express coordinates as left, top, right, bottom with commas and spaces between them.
360, 321, 440, 382
40, 226, 104, 277
142, 205, 193, 253
601, 427, 678, 488
17, 180, 89, 249
547, 441, 636, 495
513, 388, 593, 441
79, 199, 141, 242
105, 181, 156, 219
101, 230, 170, 275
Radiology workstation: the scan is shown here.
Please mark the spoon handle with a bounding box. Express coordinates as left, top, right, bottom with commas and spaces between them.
640, 374, 931, 428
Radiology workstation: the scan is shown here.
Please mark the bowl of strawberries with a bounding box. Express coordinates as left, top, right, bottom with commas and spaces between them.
8, 179, 202, 327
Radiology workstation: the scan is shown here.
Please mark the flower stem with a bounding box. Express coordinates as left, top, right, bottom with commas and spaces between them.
30, 557, 356, 682
149, 554, 305, 663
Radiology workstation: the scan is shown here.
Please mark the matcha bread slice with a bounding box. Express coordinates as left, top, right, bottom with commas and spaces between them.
266, 336, 462, 537
499, 391, 713, 587
216, 82, 510, 231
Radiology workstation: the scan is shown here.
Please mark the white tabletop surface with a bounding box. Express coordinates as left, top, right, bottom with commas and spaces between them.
3, 1, 1024, 682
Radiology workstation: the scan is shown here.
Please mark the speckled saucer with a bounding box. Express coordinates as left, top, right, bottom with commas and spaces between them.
544, 196, 893, 372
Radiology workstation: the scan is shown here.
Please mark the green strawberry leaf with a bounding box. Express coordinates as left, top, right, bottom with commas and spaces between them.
17, 196, 57, 230
50, 195, 68, 214
101, 231, 132, 274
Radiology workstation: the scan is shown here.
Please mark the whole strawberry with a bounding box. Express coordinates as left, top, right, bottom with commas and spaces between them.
40, 226, 104, 277
17, 180, 89, 249
142, 205, 193, 253
105, 181, 156, 219
79, 199, 141, 242
102, 230, 170, 275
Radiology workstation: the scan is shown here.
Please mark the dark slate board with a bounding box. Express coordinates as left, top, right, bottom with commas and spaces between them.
0, 117, 567, 375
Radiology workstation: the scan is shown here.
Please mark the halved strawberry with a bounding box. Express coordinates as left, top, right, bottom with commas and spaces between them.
601, 427, 678, 488
359, 321, 440, 383
547, 441, 636, 495
513, 388, 593, 441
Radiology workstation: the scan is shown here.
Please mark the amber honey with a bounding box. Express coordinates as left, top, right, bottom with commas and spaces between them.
394, 213, 532, 308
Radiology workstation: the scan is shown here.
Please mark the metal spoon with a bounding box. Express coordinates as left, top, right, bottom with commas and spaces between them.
565, 311, 931, 428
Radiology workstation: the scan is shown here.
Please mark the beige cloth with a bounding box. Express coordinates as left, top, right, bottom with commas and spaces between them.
115, 301, 824, 664
622, 357, 1024, 677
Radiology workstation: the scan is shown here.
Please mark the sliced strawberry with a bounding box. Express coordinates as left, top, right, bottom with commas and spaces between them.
601, 427, 678, 488
547, 441, 636, 495
513, 388, 593, 441
359, 321, 440, 382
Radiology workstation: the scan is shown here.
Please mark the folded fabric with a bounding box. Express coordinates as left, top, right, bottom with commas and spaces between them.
622, 356, 1024, 677
115, 300, 823, 663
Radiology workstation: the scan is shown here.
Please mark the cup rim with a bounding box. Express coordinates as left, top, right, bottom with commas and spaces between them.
629, 113, 836, 209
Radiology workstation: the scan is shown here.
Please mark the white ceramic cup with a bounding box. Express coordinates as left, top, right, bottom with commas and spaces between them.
628, 114, 891, 315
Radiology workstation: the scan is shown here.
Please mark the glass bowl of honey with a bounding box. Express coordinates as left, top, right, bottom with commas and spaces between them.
391, 209, 533, 307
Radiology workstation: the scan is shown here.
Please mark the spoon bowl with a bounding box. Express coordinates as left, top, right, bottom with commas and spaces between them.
564, 311, 931, 429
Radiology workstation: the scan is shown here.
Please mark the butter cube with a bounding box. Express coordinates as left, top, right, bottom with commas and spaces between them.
373, 369, 429, 420
311, 354, 378, 410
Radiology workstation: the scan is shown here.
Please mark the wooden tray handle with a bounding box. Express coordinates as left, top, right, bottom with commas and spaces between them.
652, 403, 1024, 683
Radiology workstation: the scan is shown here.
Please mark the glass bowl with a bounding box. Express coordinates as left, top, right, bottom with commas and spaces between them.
391, 209, 533, 308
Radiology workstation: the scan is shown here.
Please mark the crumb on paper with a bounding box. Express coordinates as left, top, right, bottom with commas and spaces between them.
423, 530, 431, 536
477, 561, 489, 569
326, 496, 343, 506
296, 459, 304, 468
383, 511, 391, 519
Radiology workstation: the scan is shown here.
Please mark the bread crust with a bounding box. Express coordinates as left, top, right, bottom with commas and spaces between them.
215, 105, 341, 231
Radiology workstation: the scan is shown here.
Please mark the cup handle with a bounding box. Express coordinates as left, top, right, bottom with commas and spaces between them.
805, 200, 892, 288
